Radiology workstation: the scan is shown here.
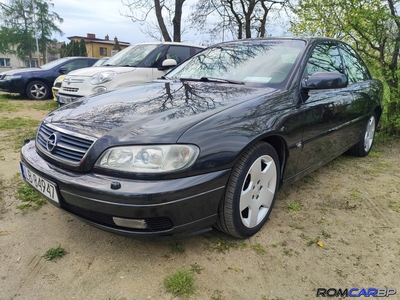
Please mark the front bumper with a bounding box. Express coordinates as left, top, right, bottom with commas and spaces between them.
0, 79, 25, 94
21, 140, 230, 240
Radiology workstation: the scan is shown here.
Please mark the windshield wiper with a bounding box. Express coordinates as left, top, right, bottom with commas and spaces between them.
180, 77, 244, 85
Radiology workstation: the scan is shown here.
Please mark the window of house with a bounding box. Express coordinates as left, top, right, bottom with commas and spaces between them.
100, 47, 108, 56
0, 58, 10, 67
25, 60, 39, 68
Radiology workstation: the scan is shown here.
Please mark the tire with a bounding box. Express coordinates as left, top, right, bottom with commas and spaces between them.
215, 142, 280, 238
26, 80, 50, 100
349, 113, 377, 157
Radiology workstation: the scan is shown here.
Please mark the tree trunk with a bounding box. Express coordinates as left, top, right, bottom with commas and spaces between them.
154, 0, 172, 41
173, 0, 185, 42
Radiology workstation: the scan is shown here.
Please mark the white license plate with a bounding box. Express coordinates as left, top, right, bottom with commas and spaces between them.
20, 163, 59, 203
57, 94, 76, 104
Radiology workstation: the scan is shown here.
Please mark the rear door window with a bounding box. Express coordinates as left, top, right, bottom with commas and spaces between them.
338, 43, 371, 84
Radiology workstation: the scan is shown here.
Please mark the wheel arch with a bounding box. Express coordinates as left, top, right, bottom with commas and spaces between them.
261, 135, 287, 179
26, 77, 52, 90
374, 105, 382, 125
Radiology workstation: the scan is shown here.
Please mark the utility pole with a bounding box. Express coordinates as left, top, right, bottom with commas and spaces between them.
31, 0, 40, 66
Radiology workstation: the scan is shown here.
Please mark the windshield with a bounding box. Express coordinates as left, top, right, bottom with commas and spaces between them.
93, 57, 109, 66
167, 39, 306, 86
40, 57, 72, 70
105, 44, 159, 67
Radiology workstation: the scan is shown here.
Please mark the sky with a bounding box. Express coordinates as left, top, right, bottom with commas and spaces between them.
52, 0, 207, 45
53, 0, 151, 45
1, 0, 290, 46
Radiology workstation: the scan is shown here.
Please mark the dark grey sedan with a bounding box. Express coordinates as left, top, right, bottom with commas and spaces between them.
20, 37, 382, 239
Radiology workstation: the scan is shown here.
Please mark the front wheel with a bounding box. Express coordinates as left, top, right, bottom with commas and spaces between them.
215, 142, 280, 238
26, 80, 50, 100
349, 113, 377, 157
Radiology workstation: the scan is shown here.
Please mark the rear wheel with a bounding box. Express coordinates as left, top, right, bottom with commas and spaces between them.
26, 80, 50, 100
349, 113, 377, 157
215, 142, 280, 238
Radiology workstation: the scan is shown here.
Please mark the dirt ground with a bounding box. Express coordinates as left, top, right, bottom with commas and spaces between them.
1, 98, 400, 300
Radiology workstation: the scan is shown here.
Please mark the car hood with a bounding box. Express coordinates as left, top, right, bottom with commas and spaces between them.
67, 66, 136, 77
43, 80, 279, 144
0, 68, 40, 76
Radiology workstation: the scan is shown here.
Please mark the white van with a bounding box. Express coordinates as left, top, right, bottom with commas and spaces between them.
57, 42, 204, 105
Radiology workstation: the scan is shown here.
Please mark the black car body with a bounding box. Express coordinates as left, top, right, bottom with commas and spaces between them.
0, 57, 98, 100
20, 37, 383, 240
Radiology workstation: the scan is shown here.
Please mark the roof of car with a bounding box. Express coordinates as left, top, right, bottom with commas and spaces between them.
213, 36, 340, 45
133, 41, 206, 48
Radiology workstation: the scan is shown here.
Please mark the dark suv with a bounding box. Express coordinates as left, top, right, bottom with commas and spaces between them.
0, 57, 98, 100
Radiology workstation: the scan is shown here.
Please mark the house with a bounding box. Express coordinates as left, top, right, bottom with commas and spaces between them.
0, 33, 130, 70
67, 33, 131, 58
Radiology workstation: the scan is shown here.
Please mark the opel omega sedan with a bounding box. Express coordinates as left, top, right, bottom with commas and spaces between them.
20, 37, 383, 240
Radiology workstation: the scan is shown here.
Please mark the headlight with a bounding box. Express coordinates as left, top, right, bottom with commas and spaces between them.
95, 145, 200, 173
3, 75, 22, 80
90, 71, 116, 85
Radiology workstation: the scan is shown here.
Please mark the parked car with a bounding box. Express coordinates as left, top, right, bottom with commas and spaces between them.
56, 42, 205, 105
0, 57, 98, 100
20, 37, 383, 240
52, 57, 110, 101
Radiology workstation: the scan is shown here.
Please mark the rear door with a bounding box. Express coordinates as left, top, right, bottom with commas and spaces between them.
337, 42, 377, 142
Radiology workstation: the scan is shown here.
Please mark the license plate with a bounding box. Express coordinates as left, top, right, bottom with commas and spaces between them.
20, 163, 59, 203
57, 94, 76, 104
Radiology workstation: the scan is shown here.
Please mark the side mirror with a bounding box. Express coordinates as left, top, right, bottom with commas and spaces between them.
159, 59, 177, 70
59, 67, 68, 74
302, 72, 348, 90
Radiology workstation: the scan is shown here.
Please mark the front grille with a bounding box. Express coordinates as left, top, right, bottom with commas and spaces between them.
62, 87, 79, 92
64, 202, 174, 232
36, 122, 97, 165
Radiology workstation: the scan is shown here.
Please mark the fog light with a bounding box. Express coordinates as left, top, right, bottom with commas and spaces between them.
112, 217, 147, 229
91, 86, 107, 94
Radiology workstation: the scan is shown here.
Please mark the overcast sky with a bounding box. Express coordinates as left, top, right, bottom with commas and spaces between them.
52, 0, 207, 45
0, 0, 289, 46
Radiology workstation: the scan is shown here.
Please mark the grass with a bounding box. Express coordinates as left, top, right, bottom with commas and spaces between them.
0, 117, 40, 150
252, 243, 266, 255
0, 94, 27, 101
211, 290, 224, 300
287, 201, 301, 212
16, 182, 47, 212
0, 98, 25, 112
0, 117, 40, 130
306, 236, 320, 247
164, 269, 195, 298
169, 241, 186, 254
203, 233, 247, 253
190, 263, 204, 274
43, 245, 67, 261
0, 96, 57, 113
388, 200, 400, 213
32, 101, 58, 111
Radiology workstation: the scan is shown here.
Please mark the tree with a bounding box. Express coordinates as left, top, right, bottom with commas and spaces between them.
290, 0, 400, 134
35, 0, 63, 63
113, 37, 121, 51
79, 38, 87, 56
121, 0, 186, 42
0, 0, 36, 65
190, 0, 289, 42
0, 0, 63, 65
